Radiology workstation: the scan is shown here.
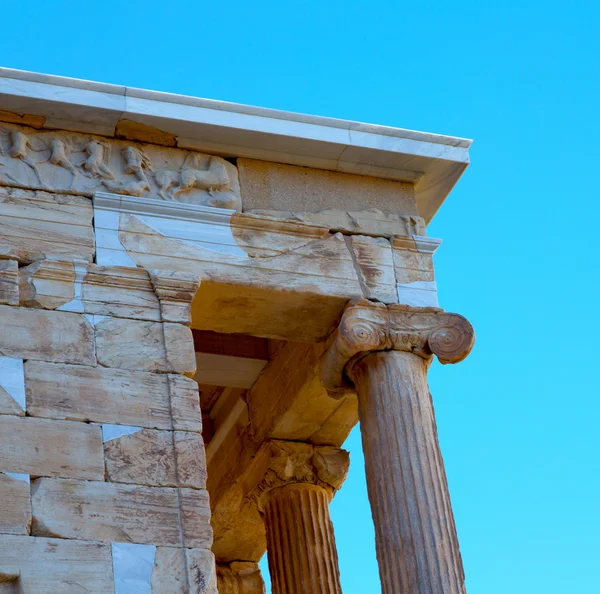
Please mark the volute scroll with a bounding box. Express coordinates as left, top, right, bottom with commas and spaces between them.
321, 301, 475, 396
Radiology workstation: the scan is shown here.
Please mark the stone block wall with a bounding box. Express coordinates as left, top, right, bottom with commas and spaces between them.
0, 185, 215, 592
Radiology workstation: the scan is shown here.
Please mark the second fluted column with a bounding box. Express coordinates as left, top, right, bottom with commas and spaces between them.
250, 440, 349, 594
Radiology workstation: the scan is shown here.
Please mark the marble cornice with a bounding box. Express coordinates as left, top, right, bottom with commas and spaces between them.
0, 67, 471, 222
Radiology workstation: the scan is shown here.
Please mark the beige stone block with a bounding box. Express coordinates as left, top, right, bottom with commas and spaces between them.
0, 260, 18, 305
180, 487, 213, 548
392, 248, 434, 283
104, 429, 206, 489
0, 388, 22, 416
0, 187, 94, 263
0, 305, 95, 365
347, 234, 397, 303
0, 355, 25, 416
0, 534, 114, 592
151, 547, 217, 593
149, 269, 200, 325
25, 361, 201, 431
246, 208, 425, 238
238, 159, 417, 215
19, 259, 76, 309
0, 415, 103, 479
95, 317, 196, 376
31, 478, 212, 548
0, 473, 31, 535
19, 259, 163, 321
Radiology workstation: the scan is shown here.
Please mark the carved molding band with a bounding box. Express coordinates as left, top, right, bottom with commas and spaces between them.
248, 441, 349, 510
321, 300, 475, 395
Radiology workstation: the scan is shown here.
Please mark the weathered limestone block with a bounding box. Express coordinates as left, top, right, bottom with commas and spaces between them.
0, 473, 31, 534
237, 159, 417, 215
0, 305, 95, 365
0, 260, 18, 305
116, 211, 360, 295
113, 211, 360, 341
247, 208, 425, 239
19, 258, 77, 309
25, 361, 201, 431
149, 269, 201, 325
31, 478, 212, 548
392, 235, 440, 307
0, 187, 94, 263
0, 121, 241, 208
151, 547, 218, 593
0, 356, 25, 415
0, 415, 103, 479
346, 234, 396, 303
95, 317, 196, 376
217, 562, 265, 594
19, 259, 163, 321
104, 429, 206, 489
0, 534, 114, 592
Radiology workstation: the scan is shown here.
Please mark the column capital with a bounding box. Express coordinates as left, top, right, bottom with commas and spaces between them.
321, 299, 475, 395
247, 440, 349, 509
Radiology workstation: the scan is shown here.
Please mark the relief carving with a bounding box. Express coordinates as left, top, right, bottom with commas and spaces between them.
321, 299, 475, 395
0, 122, 241, 209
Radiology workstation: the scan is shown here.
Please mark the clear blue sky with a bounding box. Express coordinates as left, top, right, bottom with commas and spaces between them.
2, 1, 598, 592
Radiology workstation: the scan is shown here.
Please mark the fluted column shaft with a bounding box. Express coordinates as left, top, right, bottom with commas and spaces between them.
263, 483, 342, 594
352, 351, 465, 594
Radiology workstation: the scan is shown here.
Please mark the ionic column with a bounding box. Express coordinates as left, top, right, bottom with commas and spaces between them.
321, 301, 475, 594
250, 441, 349, 594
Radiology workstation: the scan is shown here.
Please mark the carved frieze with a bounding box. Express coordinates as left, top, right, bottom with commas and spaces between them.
321, 299, 475, 395
0, 122, 240, 209
247, 441, 349, 509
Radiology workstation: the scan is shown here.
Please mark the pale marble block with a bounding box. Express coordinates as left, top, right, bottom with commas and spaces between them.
152, 547, 218, 594
0, 356, 25, 414
0, 187, 94, 263
112, 542, 156, 594
396, 280, 439, 307
0, 472, 31, 534
101, 424, 142, 442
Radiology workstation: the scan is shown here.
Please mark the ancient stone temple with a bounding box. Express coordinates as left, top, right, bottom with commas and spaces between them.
0, 68, 474, 593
